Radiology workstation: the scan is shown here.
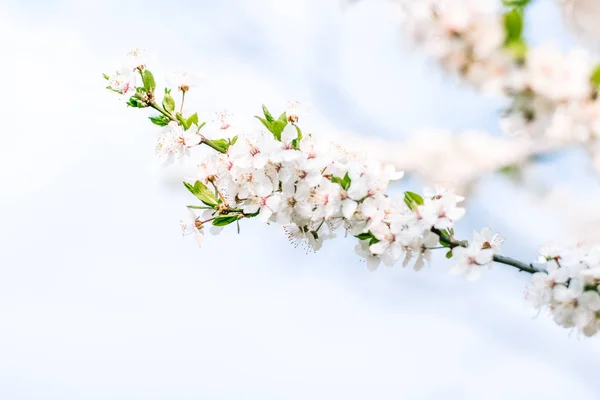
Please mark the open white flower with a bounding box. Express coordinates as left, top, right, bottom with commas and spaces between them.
125, 48, 149, 71
167, 70, 200, 92
180, 210, 205, 246
107, 69, 136, 95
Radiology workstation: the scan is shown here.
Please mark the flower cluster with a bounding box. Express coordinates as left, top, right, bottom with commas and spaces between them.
177, 107, 471, 272
527, 242, 600, 337
398, 0, 513, 94
399, 0, 600, 172
451, 228, 503, 281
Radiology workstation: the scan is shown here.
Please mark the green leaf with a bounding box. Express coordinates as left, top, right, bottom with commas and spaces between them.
270, 120, 287, 140
162, 92, 176, 113
103, 73, 110, 80
504, 9, 523, 42
213, 215, 240, 227
262, 105, 275, 123
502, 0, 531, 8
446, 250, 453, 259
106, 86, 122, 94
176, 113, 198, 131
355, 232, 373, 241
354, 231, 379, 245
149, 114, 170, 126
591, 65, 600, 86
142, 70, 156, 92
502, 8, 528, 60
292, 125, 303, 150
255, 108, 288, 140
406, 192, 424, 205
187, 113, 199, 127
332, 173, 351, 190
498, 164, 522, 180
176, 113, 187, 126
231, 135, 238, 145
183, 180, 219, 208
404, 191, 424, 211
243, 209, 260, 218
196, 121, 207, 132
255, 116, 271, 131
187, 205, 213, 210
126, 96, 147, 108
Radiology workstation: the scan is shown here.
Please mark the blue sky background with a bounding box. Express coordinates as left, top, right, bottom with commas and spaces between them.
1, 0, 600, 398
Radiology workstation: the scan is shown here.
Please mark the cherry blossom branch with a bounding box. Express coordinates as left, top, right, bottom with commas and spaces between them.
103, 47, 600, 338
432, 228, 545, 274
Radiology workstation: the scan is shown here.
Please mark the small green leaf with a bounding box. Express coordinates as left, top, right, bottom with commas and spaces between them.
255, 116, 271, 131
355, 232, 373, 241
277, 112, 287, 123
243, 209, 260, 218
103, 73, 110, 80
231, 136, 238, 145
270, 120, 287, 140
504, 9, 523, 42
502, 0, 531, 8
262, 105, 275, 123
126, 96, 147, 108
142, 70, 156, 92
332, 173, 351, 190
176, 113, 198, 131
213, 215, 240, 227
196, 121, 207, 132
187, 113, 199, 127
591, 65, 600, 86
183, 181, 219, 208
406, 192, 424, 205
446, 250, 453, 259
149, 115, 170, 126
292, 125, 303, 149
163, 92, 176, 113
404, 191, 424, 210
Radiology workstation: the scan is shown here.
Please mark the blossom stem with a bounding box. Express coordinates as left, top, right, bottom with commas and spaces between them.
180, 91, 186, 114
149, 100, 177, 122
147, 100, 227, 154
209, 179, 229, 206
432, 228, 546, 274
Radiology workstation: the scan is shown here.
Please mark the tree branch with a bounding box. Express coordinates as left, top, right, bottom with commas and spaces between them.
432, 228, 546, 274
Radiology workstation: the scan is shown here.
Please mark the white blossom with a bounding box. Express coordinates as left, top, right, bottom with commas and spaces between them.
107, 69, 136, 95
167, 70, 200, 92
527, 242, 600, 336
155, 122, 202, 165
125, 48, 149, 71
